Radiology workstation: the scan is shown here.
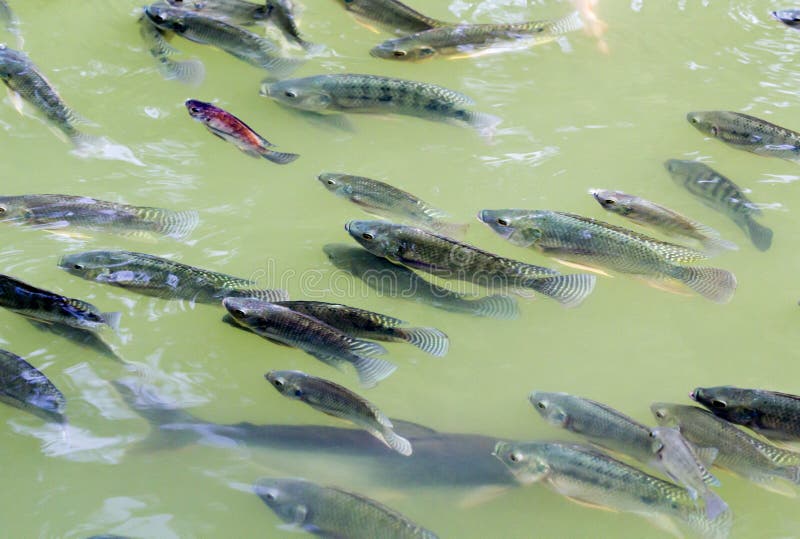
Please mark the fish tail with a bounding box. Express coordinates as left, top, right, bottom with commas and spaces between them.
394, 327, 449, 357
351, 356, 397, 388
348, 338, 388, 357
161, 58, 206, 86
525, 274, 597, 307
672, 266, 737, 304
683, 503, 733, 539
465, 111, 502, 139
228, 288, 290, 302
379, 427, 413, 456
746, 218, 773, 251
159, 210, 200, 239
261, 149, 300, 164
103, 311, 122, 332
781, 464, 800, 484
553, 10, 585, 35
700, 235, 739, 256
471, 294, 520, 319
301, 41, 325, 55
703, 490, 729, 521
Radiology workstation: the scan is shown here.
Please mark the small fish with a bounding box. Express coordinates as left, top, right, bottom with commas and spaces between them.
0, 194, 198, 239
138, 13, 205, 85
323, 244, 519, 319
165, 0, 271, 25
333, 0, 448, 35
692, 386, 800, 442
58, 250, 288, 304
370, 12, 583, 61
0, 348, 65, 423
773, 9, 800, 28
255, 478, 439, 538
262, 74, 500, 137
478, 209, 737, 303
266, 369, 412, 455
0, 273, 120, 333
318, 173, 467, 237
277, 300, 448, 356
650, 427, 727, 520
664, 159, 773, 252
590, 189, 737, 255
345, 220, 596, 307
224, 298, 396, 387
652, 403, 800, 495
185, 99, 298, 164
144, 5, 302, 77
687, 110, 800, 162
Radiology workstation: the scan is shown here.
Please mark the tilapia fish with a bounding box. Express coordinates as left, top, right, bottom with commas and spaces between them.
370, 12, 583, 61
333, 0, 447, 35
224, 298, 396, 387
773, 9, 800, 28
0, 194, 198, 239
262, 74, 500, 137
664, 159, 773, 252
0, 348, 65, 423
692, 386, 800, 442
185, 99, 298, 164
267, 0, 320, 51
687, 110, 800, 162
266, 369, 412, 455
139, 13, 205, 85
276, 300, 448, 356
58, 250, 288, 304
346, 220, 596, 307
165, 0, 271, 25
323, 244, 519, 319
478, 209, 737, 303
255, 478, 439, 538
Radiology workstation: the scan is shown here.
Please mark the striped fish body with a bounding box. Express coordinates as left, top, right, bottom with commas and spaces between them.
166, 0, 271, 25
335, 0, 447, 34
687, 110, 800, 160
0, 349, 65, 423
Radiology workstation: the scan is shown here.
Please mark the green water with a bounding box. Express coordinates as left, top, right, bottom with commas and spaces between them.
1, 0, 800, 537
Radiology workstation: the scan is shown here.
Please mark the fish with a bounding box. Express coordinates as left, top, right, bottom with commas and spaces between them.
686, 110, 800, 162
165, 0, 271, 25
333, 0, 448, 35
138, 13, 205, 85
0, 273, 120, 333
58, 250, 288, 304
185, 99, 298, 164
267, 0, 321, 52
478, 209, 737, 303
370, 12, 583, 61
692, 386, 800, 442
493, 441, 731, 539
261, 74, 500, 137
266, 369, 412, 455
24, 318, 123, 363
0, 194, 199, 239
255, 478, 439, 538
275, 300, 448, 356
0, 0, 21, 47
650, 427, 727, 520
144, 5, 302, 77
345, 221, 596, 307
318, 173, 468, 238
664, 159, 773, 252
589, 189, 738, 255
773, 9, 800, 28
223, 298, 396, 387
0, 348, 65, 423
651, 403, 800, 495
323, 244, 519, 319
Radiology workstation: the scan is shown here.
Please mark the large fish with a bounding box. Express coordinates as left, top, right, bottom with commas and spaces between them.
332, 0, 447, 35
0, 349, 65, 423
687, 111, 800, 162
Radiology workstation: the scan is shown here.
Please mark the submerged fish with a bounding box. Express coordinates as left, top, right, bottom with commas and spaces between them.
0, 349, 65, 423
165, 0, 271, 25
590, 189, 737, 255
664, 159, 773, 252
139, 13, 205, 85
323, 244, 519, 319
255, 478, 439, 538
478, 209, 737, 303
276, 300, 448, 356
345, 220, 596, 307
262, 74, 500, 137
267, 0, 319, 51
185, 99, 298, 164
224, 298, 396, 387
58, 250, 288, 304
0, 194, 198, 239
370, 12, 583, 61
266, 369, 412, 455
333, 0, 447, 35
687, 110, 800, 162
773, 9, 800, 28
0, 0, 21, 47
493, 441, 731, 539
692, 386, 800, 442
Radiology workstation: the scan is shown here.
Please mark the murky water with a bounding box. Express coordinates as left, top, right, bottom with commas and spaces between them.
2, 1, 800, 537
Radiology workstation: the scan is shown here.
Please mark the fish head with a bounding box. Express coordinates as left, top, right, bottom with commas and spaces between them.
254, 478, 312, 527
322, 243, 366, 269
663, 158, 694, 179
589, 189, 635, 217
58, 250, 136, 280
650, 402, 681, 427
773, 10, 800, 27
686, 111, 724, 139
529, 391, 571, 427
691, 386, 760, 425
477, 209, 543, 247
317, 173, 355, 197
222, 297, 273, 326
265, 370, 307, 400
184, 99, 218, 123
0, 197, 36, 223
345, 220, 404, 259
263, 79, 333, 113
492, 441, 550, 484
370, 38, 438, 62
144, 5, 187, 33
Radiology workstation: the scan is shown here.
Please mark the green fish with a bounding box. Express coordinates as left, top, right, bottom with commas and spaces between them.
0, 194, 198, 239
370, 12, 583, 61
493, 441, 731, 539
590, 189, 738, 255
276, 300, 448, 356
267, 0, 321, 52
224, 298, 396, 387
664, 159, 773, 252
266, 369, 412, 455
333, 0, 447, 35
262, 74, 500, 137
318, 173, 468, 238
345, 221, 596, 307
255, 478, 439, 538
687, 110, 800, 162
58, 250, 288, 304
139, 12, 205, 85
323, 244, 519, 319
0, 349, 65, 423
478, 209, 737, 303
692, 386, 800, 442
165, 0, 271, 25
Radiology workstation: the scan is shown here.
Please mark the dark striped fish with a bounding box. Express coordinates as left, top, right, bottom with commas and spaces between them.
333, 0, 448, 35
687, 110, 800, 162
0, 349, 65, 423
139, 13, 205, 85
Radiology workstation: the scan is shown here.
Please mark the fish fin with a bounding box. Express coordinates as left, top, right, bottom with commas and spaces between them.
525, 274, 597, 307
7, 88, 23, 115
754, 476, 797, 497
347, 338, 387, 357
551, 258, 614, 277
376, 427, 413, 456
671, 266, 737, 304
641, 513, 683, 538
300, 41, 325, 55
391, 419, 438, 436
161, 58, 206, 86
471, 294, 519, 319
695, 446, 719, 469
225, 288, 290, 302
261, 149, 300, 164
703, 491, 728, 521
394, 327, 449, 357
746, 218, 773, 251
781, 465, 800, 485
351, 356, 397, 388
432, 221, 469, 240
700, 235, 739, 256
457, 486, 511, 508
465, 111, 502, 140
634, 276, 694, 296
563, 496, 619, 512
352, 17, 382, 34
156, 210, 200, 239
297, 111, 355, 132
102, 312, 122, 332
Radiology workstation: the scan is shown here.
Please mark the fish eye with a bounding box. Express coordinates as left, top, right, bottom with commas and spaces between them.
496, 218, 509, 227
393, 50, 407, 57
294, 389, 303, 397
326, 179, 336, 185
284, 90, 297, 99
190, 106, 201, 113
72, 264, 84, 270
152, 14, 165, 23
272, 378, 284, 388
655, 410, 665, 419
711, 399, 727, 409
0, 206, 6, 214
232, 309, 246, 318
508, 451, 523, 463
264, 492, 275, 501
419, 47, 435, 56
690, 117, 698, 124
361, 232, 374, 241
710, 126, 719, 136
604, 199, 615, 205
536, 401, 547, 410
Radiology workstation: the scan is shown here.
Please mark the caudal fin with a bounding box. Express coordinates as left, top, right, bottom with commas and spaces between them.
470, 294, 519, 319
102, 311, 122, 332
351, 356, 397, 388
746, 218, 773, 251
526, 274, 596, 307
160, 58, 206, 86
378, 427, 413, 456
158, 210, 200, 240
703, 490, 729, 521
262, 149, 300, 164
395, 327, 449, 357
674, 266, 737, 304
465, 111, 502, 140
